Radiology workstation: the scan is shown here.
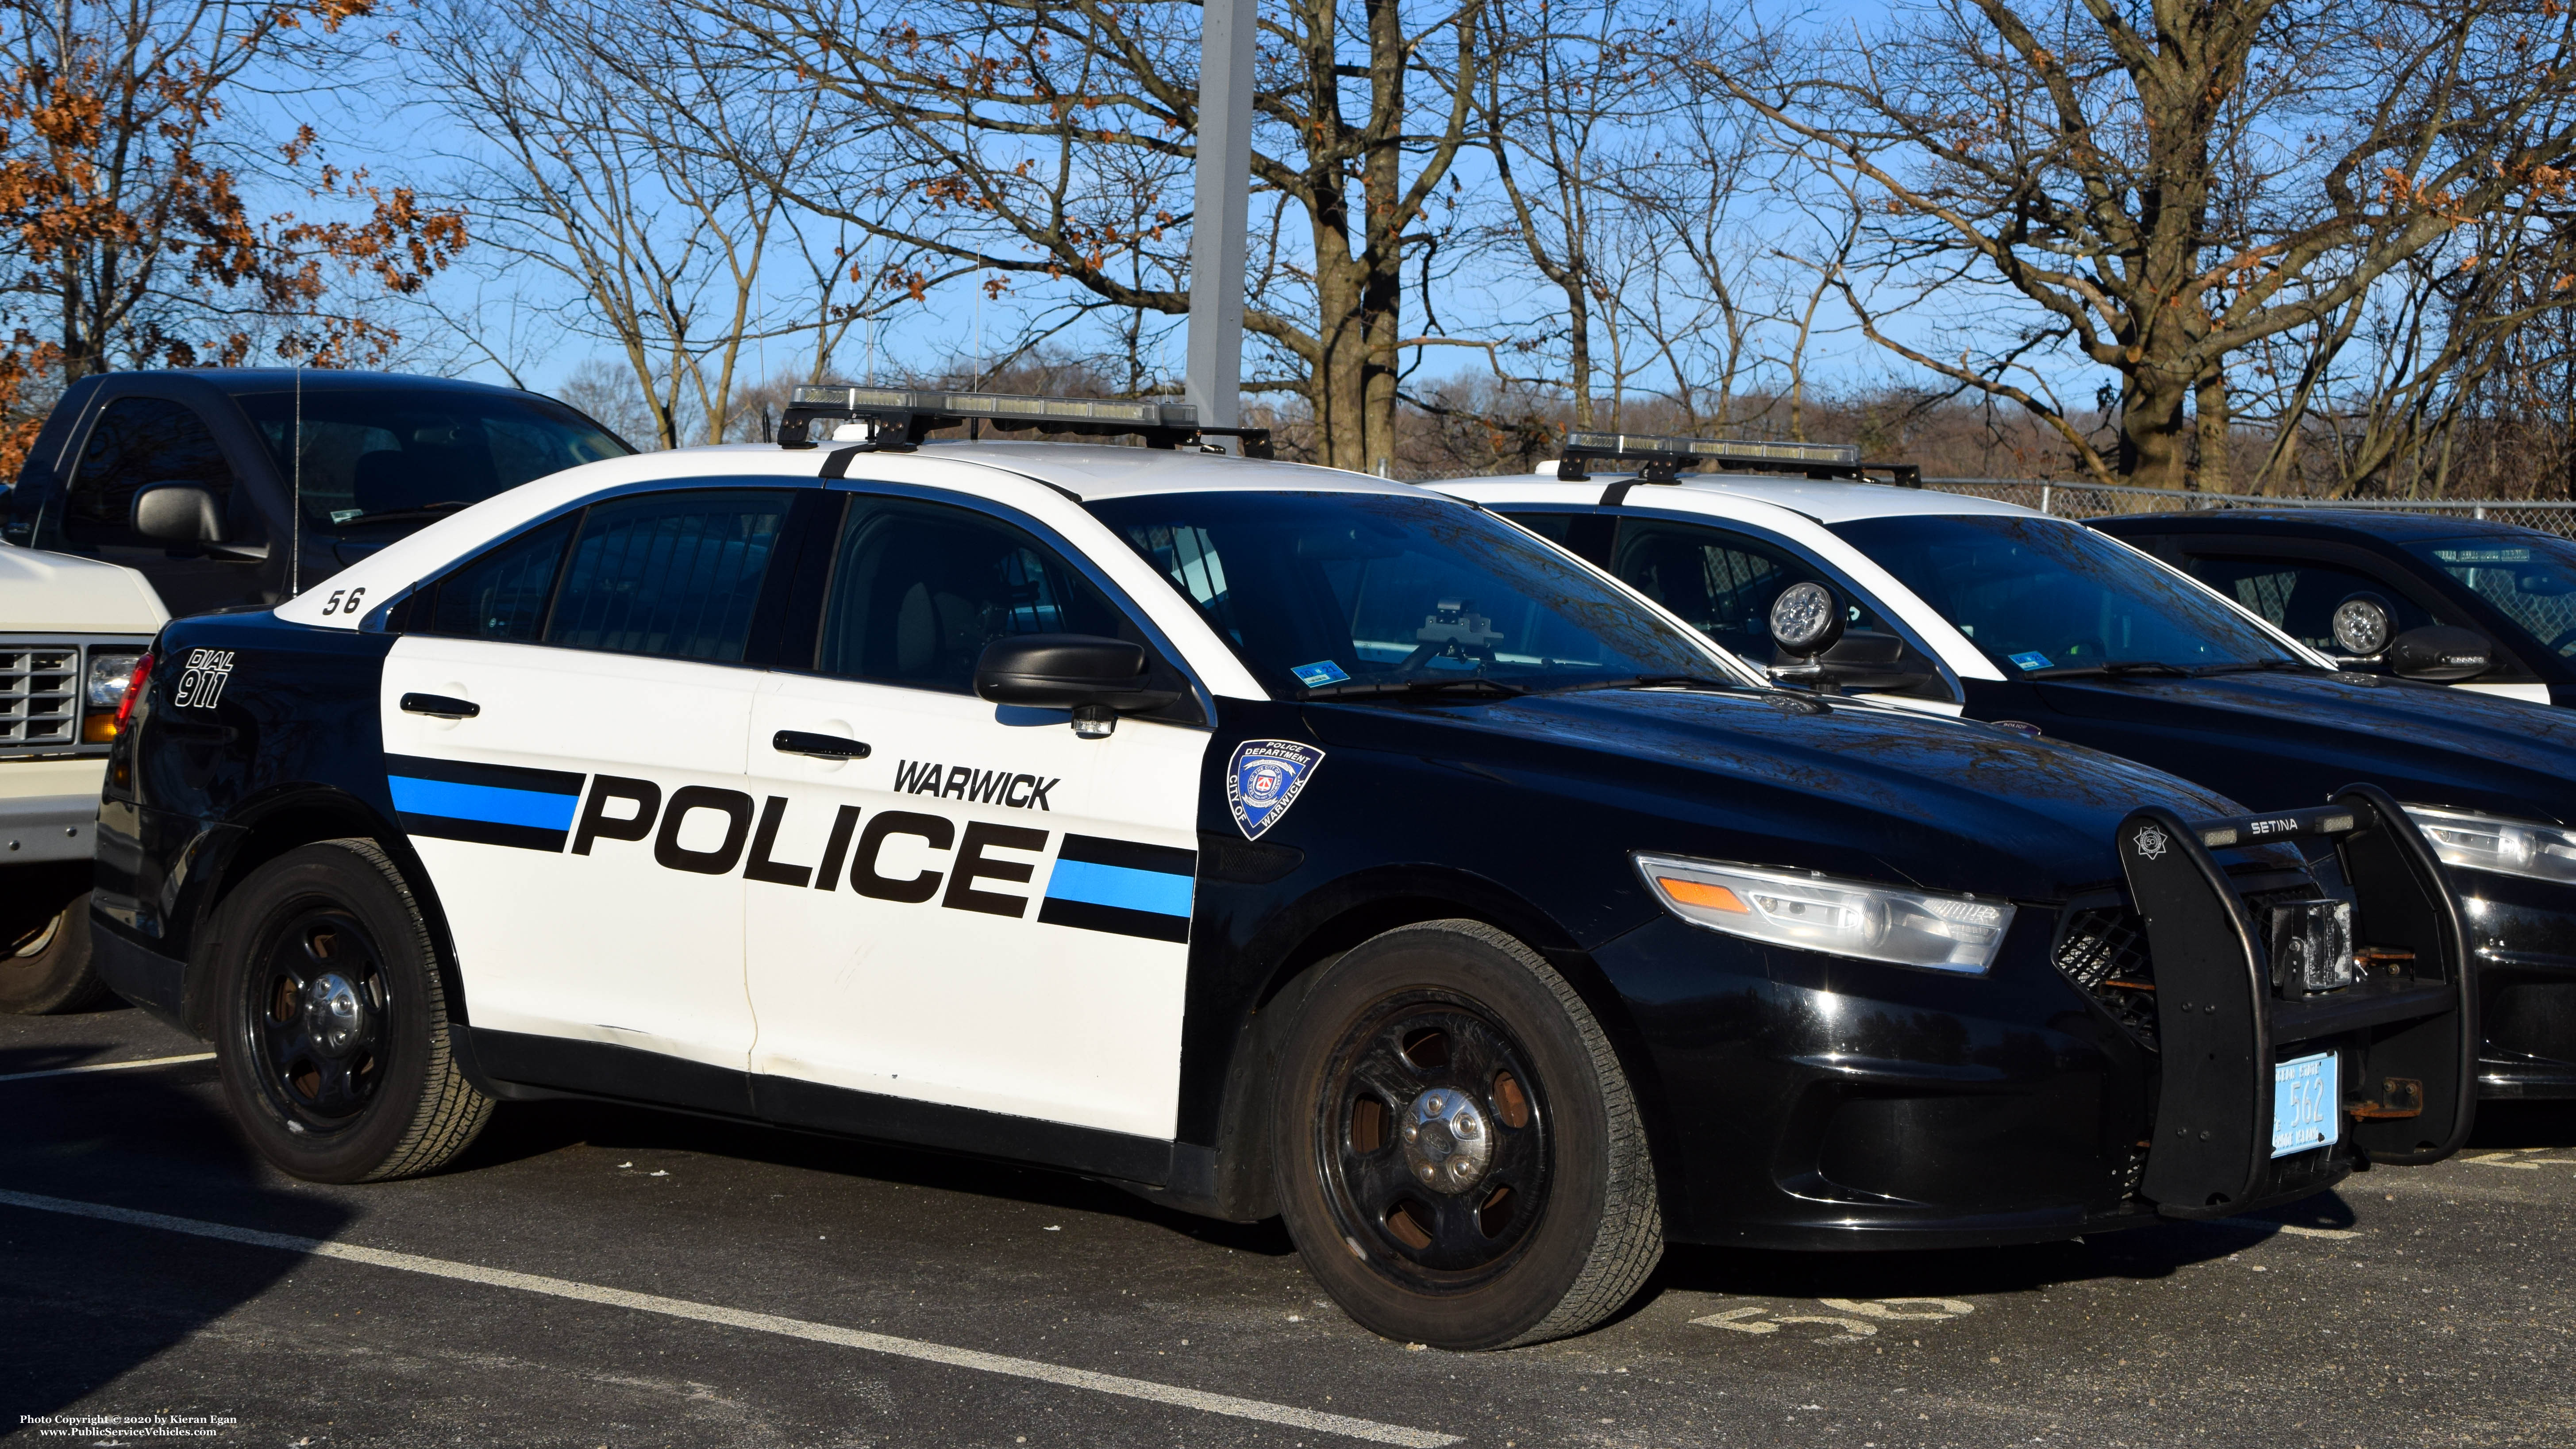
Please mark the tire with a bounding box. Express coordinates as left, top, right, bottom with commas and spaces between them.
1271, 919, 1663, 1350
210, 838, 493, 1183
0, 888, 112, 1015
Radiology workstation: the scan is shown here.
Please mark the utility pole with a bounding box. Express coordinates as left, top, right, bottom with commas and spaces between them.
1185, 0, 1256, 450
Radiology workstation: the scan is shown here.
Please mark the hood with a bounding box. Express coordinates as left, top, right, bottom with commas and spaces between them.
1305, 688, 2265, 902
0, 543, 168, 631
2031, 670, 2576, 825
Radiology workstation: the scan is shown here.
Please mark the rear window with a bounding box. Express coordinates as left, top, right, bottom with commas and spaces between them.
234, 388, 631, 537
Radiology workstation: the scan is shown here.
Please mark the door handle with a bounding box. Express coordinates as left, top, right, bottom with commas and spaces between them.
401, 692, 480, 719
773, 729, 871, 760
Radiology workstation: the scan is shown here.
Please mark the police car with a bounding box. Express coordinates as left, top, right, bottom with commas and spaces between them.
94, 392, 2473, 1350
1434, 433, 2576, 1100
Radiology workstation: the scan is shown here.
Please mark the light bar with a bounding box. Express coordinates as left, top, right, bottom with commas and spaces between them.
1563, 432, 1860, 467
777, 386, 1265, 456
787, 386, 1199, 430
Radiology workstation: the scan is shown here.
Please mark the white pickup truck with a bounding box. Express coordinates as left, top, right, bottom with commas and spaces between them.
2, 542, 162, 1012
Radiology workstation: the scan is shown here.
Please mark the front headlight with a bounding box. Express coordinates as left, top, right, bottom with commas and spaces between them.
86, 651, 144, 707
1634, 853, 2015, 974
2401, 804, 2576, 885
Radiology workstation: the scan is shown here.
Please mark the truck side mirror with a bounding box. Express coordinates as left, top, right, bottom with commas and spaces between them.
2386, 625, 2494, 683
974, 634, 1183, 738
131, 482, 225, 545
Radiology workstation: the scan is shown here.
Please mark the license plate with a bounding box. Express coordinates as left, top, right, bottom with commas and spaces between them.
2272, 1050, 2341, 1158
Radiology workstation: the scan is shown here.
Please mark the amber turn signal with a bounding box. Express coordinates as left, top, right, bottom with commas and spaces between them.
1656, 876, 1748, 913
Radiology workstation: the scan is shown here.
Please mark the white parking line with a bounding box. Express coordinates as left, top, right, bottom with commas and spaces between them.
0, 1052, 214, 1084
0, 1190, 1455, 1448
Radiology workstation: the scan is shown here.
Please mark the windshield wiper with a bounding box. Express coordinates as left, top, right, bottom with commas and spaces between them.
332, 501, 473, 527
1545, 673, 1750, 696
1302, 676, 1529, 702
2021, 659, 2193, 680
2190, 658, 2318, 676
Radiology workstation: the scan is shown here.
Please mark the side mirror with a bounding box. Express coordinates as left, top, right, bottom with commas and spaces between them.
974, 634, 1183, 738
2386, 625, 2494, 683
1809, 630, 1941, 693
131, 483, 224, 545
2330, 593, 2394, 661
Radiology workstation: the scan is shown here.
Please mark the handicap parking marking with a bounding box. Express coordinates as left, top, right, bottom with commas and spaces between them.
2216, 1217, 2362, 1239
2463, 1150, 2576, 1170
1692, 1297, 1976, 1343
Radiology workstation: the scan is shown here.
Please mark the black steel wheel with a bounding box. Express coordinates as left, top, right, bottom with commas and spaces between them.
241, 907, 394, 1130
211, 839, 492, 1183
1320, 994, 1553, 1284
1274, 919, 1661, 1350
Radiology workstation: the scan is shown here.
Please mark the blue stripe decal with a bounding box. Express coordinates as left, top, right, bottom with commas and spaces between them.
1043, 859, 1194, 918
389, 776, 581, 831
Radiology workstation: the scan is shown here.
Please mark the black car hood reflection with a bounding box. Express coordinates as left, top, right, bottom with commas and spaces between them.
1304, 687, 2257, 903
2013, 670, 2576, 823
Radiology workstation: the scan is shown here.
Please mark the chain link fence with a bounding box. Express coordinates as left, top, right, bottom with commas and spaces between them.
1925, 478, 2576, 539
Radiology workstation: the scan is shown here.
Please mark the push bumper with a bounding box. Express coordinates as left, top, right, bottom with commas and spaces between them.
2119, 785, 2474, 1218
1625, 784, 2472, 1249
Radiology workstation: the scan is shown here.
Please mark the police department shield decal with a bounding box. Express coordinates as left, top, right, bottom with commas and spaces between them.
1228, 739, 1325, 840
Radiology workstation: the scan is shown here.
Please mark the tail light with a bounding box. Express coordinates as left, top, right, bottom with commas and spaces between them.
113, 652, 153, 730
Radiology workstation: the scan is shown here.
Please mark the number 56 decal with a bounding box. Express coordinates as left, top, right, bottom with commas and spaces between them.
320, 586, 368, 617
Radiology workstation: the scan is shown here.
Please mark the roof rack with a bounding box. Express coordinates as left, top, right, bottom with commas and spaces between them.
778, 385, 1275, 458
1555, 430, 1919, 487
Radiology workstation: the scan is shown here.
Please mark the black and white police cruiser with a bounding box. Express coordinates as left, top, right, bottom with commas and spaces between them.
94, 390, 2475, 1349
1432, 432, 2576, 1100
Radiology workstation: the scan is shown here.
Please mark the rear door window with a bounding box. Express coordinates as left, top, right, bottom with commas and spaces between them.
543, 491, 795, 662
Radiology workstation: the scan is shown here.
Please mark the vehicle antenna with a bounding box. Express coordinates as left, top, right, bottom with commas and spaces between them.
290, 360, 303, 598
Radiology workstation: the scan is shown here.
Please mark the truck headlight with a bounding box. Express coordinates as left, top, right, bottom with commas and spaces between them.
2401, 804, 2576, 886
87, 651, 144, 707
82, 650, 146, 742
1634, 853, 2015, 973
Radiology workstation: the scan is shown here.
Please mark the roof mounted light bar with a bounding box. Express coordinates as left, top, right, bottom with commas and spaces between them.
1555, 431, 1918, 487
778, 385, 1274, 458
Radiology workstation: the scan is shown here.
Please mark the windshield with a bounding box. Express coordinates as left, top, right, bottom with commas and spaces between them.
2402, 534, 2576, 660
234, 388, 631, 536
1085, 490, 1738, 696
1829, 514, 2302, 675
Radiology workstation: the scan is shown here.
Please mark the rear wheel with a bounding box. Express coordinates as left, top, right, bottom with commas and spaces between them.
0, 875, 110, 1015
211, 839, 493, 1183
1272, 919, 1662, 1349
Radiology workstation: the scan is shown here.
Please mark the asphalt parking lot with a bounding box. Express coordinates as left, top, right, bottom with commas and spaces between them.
5, 1003, 2571, 1449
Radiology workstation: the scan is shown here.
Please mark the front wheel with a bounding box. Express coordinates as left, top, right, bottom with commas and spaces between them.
1272, 919, 1663, 1349
210, 839, 493, 1183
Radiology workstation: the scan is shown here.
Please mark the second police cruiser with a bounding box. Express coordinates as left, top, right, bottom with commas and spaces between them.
93, 391, 2475, 1350
1433, 435, 2576, 1102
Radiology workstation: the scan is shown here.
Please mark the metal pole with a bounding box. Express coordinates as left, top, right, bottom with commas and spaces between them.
1185, 0, 1256, 450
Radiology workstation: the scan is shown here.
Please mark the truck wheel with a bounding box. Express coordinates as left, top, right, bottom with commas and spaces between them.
1272, 919, 1662, 1350
1, 889, 111, 1015
210, 839, 493, 1183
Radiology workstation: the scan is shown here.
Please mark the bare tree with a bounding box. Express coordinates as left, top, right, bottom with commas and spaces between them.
0, 0, 462, 464
416, 0, 931, 448
1710, 0, 2576, 488
678, 0, 1490, 471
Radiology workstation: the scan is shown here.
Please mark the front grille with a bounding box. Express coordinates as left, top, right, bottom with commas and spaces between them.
2055, 906, 2158, 1049
0, 645, 78, 750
